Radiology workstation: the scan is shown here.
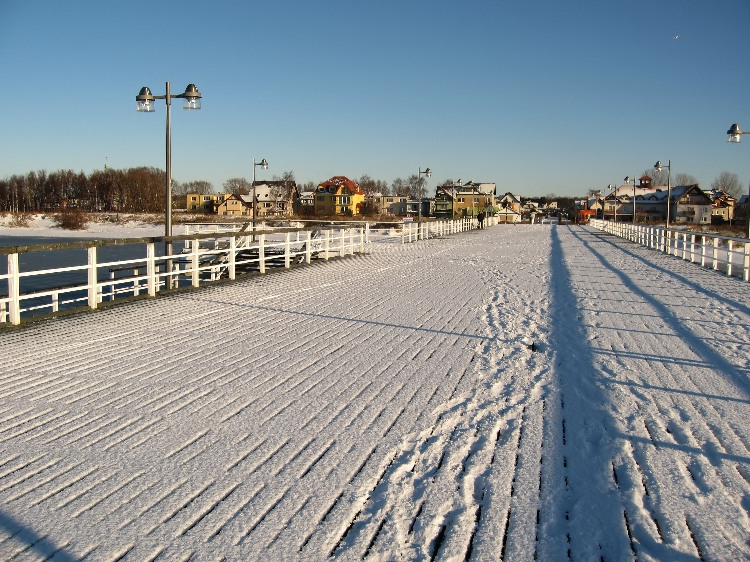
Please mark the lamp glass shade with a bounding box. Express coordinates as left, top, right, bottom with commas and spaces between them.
728, 133, 742, 143
260, 159, 269, 170
182, 84, 202, 110
136, 87, 155, 112
136, 99, 155, 112
183, 97, 201, 110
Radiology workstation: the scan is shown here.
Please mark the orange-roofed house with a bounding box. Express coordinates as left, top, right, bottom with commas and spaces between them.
314, 176, 365, 216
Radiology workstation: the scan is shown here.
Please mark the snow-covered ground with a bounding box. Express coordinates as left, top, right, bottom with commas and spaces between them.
0, 214, 165, 239
0, 224, 748, 560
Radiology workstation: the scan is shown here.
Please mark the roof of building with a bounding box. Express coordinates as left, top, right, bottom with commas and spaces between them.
317, 176, 364, 194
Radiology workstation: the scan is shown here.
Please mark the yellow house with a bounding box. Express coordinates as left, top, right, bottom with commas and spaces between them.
186, 192, 231, 213
216, 194, 251, 216
314, 176, 365, 216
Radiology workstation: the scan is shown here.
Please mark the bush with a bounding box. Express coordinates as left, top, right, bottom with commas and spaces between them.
9, 213, 32, 228
54, 210, 89, 230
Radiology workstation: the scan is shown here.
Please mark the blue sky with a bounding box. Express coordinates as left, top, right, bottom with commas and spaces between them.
2, 0, 749, 197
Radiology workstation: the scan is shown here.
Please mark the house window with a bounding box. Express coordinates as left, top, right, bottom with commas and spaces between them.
458, 197, 465, 203
339, 196, 350, 205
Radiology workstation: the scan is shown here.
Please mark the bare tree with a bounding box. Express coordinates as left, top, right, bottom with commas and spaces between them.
675, 173, 698, 186
645, 167, 669, 186
179, 180, 214, 196
223, 177, 251, 195
710, 171, 743, 199
391, 178, 409, 197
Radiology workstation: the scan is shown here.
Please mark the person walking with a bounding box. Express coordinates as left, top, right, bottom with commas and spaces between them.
477, 210, 486, 229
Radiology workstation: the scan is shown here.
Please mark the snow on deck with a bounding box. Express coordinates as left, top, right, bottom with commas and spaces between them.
0, 225, 748, 560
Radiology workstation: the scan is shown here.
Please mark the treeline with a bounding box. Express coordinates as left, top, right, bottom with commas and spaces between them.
0, 167, 213, 214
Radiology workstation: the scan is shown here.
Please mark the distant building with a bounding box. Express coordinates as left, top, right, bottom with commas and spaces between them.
186, 193, 231, 213
216, 194, 251, 216
251, 180, 298, 217
603, 176, 712, 224
314, 176, 365, 216
495, 192, 522, 223
364, 193, 410, 216
434, 181, 496, 218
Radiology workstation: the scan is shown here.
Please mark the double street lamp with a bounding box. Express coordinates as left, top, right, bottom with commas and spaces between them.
654, 160, 672, 228
136, 82, 202, 238
136, 81, 202, 288
252, 158, 269, 236
417, 167, 432, 234
726, 123, 750, 239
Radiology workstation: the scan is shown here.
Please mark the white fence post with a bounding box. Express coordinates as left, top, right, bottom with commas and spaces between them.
285, 232, 292, 268
229, 236, 237, 280
727, 240, 734, 277
305, 230, 312, 264
8, 253, 20, 325
147, 242, 157, 297
712, 238, 719, 271
191, 239, 200, 287
259, 234, 266, 274
690, 234, 696, 263
88, 246, 98, 310
744, 242, 750, 282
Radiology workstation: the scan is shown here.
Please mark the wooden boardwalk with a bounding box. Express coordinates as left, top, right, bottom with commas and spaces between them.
1, 225, 749, 560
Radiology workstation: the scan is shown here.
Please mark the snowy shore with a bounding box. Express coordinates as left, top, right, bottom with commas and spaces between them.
0, 214, 164, 239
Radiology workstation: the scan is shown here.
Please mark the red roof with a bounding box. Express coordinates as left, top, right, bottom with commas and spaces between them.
318, 176, 364, 194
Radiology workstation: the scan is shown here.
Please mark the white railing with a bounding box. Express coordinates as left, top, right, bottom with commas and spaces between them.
589, 219, 750, 282
0, 217, 487, 325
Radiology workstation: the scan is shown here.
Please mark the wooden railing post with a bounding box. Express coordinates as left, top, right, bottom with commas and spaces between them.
8, 253, 20, 325
229, 235, 236, 280
191, 238, 200, 287
259, 234, 266, 274
88, 246, 98, 310
147, 242, 157, 296
285, 232, 291, 268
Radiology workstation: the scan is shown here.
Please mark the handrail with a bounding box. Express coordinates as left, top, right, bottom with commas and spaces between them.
589, 219, 750, 283
0, 216, 488, 326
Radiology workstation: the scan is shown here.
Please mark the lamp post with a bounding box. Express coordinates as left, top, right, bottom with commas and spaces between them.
136, 81, 202, 287
417, 167, 432, 237
252, 158, 269, 238
654, 160, 672, 228
726, 123, 750, 239
624, 175, 637, 224
608, 184, 617, 222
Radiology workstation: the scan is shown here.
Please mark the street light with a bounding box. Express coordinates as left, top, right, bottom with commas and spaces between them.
136, 81, 202, 288
136, 82, 202, 238
608, 184, 617, 222
624, 175, 637, 224
726, 123, 750, 239
417, 167, 432, 236
252, 158, 269, 237
654, 160, 672, 228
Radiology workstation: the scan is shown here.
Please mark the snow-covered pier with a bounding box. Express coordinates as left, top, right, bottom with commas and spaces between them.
1, 224, 749, 560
